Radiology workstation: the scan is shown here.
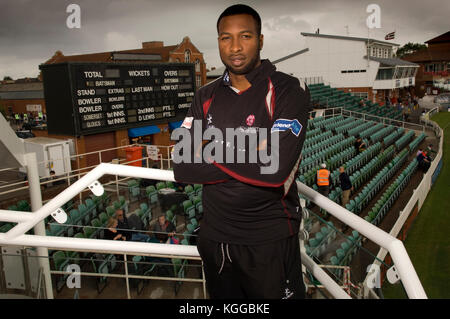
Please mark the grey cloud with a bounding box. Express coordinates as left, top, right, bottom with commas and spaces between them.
0, 0, 448, 79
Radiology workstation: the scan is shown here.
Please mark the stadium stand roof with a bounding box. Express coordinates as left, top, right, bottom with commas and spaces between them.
362, 56, 419, 67
301, 32, 400, 47
0, 90, 44, 99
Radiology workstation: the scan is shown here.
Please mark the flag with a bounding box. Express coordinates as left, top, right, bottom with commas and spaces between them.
385, 31, 395, 40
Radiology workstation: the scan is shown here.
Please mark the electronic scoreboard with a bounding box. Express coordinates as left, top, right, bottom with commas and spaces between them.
39, 62, 195, 135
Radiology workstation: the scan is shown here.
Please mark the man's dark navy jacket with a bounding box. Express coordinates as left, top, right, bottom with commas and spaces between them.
172, 60, 311, 245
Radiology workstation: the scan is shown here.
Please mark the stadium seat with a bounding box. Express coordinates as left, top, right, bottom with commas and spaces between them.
83, 226, 96, 239
166, 210, 175, 225
91, 218, 103, 239
146, 186, 158, 205
186, 223, 195, 234
106, 206, 116, 217
156, 182, 166, 191
52, 251, 70, 292
99, 212, 109, 226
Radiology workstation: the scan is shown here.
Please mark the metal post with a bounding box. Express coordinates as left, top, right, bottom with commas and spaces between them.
167, 147, 171, 169
115, 174, 120, 199
124, 254, 131, 299
25, 152, 54, 299
201, 262, 207, 299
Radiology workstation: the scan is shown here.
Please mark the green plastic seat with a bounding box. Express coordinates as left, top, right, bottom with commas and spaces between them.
186, 223, 195, 234
53, 251, 69, 271
341, 242, 350, 251
156, 182, 166, 190
99, 212, 108, 226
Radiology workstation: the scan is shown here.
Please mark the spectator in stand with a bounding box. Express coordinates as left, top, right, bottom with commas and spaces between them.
413, 98, 419, 110
405, 106, 411, 122
104, 217, 127, 241
152, 215, 176, 243
416, 148, 423, 157
115, 209, 132, 238
354, 136, 366, 153
315, 163, 333, 198
427, 144, 436, 158
44, 170, 56, 189
416, 150, 431, 173
115, 208, 151, 242
391, 95, 397, 107
339, 166, 353, 206
385, 96, 390, 107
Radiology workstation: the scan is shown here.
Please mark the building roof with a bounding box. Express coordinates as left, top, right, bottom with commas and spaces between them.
301, 32, 400, 47
0, 82, 43, 92
272, 48, 309, 64
363, 56, 419, 67
44, 45, 179, 64
0, 90, 44, 100
207, 48, 310, 78
425, 31, 450, 44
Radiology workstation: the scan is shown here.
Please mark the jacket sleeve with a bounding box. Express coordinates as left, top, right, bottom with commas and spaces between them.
212, 79, 311, 187
171, 89, 231, 184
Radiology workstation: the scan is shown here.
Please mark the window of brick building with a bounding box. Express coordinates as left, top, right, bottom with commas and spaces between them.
195, 59, 200, 72
184, 50, 191, 63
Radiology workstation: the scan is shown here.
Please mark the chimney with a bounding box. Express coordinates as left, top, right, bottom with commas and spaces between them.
142, 41, 164, 49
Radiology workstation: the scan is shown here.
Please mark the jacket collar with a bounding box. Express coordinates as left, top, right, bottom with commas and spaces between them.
222, 59, 276, 87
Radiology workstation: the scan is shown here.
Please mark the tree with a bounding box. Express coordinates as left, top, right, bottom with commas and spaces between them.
3, 76, 13, 81
395, 42, 427, 58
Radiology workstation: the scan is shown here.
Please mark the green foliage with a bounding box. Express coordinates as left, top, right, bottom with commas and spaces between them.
395, 42, 427, 58
383, 112, 450, 299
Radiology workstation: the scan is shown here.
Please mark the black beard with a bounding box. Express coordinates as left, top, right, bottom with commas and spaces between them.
221, 47, 261, 75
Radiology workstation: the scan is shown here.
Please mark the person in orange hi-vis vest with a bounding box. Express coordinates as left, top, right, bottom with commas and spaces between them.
315, 163, 333, 198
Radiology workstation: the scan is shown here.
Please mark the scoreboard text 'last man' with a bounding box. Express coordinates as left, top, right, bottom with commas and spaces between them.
39, 62, 196, 136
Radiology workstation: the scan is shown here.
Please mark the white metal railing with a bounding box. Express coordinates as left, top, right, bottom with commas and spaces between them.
0, 161, 427, 299
0, 142, 172, 197
297, 182, 426, 299
310, 107, 426, 133
341, 108, 426, 132
364, 107, 444, 293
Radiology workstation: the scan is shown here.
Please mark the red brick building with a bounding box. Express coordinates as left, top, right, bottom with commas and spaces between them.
402, 31, 450, 96
41, 36, 207, 88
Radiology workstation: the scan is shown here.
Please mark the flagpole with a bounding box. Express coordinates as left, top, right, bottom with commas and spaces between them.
367, 26, 370, 68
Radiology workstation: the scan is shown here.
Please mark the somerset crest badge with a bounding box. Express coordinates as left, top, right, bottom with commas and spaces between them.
246, 114, 255, 127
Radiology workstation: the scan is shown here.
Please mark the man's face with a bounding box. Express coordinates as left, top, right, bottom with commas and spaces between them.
218, 14, 263, 75
159, 215, 166, 225
116, 210, 124, 221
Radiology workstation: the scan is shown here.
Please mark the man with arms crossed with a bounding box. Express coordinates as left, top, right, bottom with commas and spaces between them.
173, 4, 310, 299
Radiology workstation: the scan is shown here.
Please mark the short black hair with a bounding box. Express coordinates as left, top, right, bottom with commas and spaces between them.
217, 4, 261, 35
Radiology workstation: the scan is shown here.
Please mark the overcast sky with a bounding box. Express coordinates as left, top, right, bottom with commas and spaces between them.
0, 0, 448, 79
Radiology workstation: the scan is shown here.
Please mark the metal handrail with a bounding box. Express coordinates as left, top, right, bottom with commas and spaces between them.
0, 163, 427, 299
